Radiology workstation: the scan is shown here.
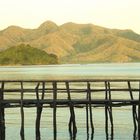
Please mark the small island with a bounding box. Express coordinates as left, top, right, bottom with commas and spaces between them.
0, 44, 58, 65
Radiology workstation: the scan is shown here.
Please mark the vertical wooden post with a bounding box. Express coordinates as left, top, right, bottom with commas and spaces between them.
105, 81, 114, 138
105, 81, 108, 138
65, 82, 77, 139
128, 81, 137, 136
35, 82, 45, 140
41, 82, 45, 100
138, 81, 140, 139
86, 90, 89, 137
107, 82, 114, 138
0, 82, 5, 140
87, 82, 94, 136
53, 82, 57, 140
35, 82, 42, 140
20, 82, 25, 140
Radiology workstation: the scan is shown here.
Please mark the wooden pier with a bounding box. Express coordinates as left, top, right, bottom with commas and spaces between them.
0, 79, 140, 140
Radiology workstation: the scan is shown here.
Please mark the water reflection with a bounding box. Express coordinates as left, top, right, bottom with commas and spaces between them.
65, 120, 139, 140
86, 133, 94, 140
1, 63, 140, 80
105, 130, 114, 140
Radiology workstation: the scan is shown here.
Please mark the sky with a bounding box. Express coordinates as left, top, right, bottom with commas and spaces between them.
0, 0, 140, 34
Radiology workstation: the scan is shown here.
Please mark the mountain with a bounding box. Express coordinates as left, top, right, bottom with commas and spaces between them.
0, 20, 140, 64
0, 44, 58, 65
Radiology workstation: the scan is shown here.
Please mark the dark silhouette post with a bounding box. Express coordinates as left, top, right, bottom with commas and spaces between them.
53, 82, 57, 140
0, 82, 5, 140
20, 82, 25, 140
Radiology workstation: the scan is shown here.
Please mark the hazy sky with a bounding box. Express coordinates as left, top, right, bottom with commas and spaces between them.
0, 0, 140, 33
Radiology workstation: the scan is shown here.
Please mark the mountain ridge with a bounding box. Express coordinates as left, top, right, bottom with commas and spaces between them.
0, 21, 140, 64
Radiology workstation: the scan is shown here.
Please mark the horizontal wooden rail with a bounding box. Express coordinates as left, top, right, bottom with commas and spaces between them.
1, 88, 140, 93
0, 79, 140, 83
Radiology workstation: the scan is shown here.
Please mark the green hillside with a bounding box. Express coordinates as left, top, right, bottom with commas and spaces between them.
114, 29, 140, 42
0, 44, 58, 65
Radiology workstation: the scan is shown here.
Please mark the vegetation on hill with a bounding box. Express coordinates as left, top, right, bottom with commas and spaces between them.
1, 21, 140, 64
0, 44, 58, 65
115, 30, 140, 42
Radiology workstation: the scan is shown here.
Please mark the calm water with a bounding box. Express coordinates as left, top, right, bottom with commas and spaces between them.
0, 63, 140, 80
1, 63, 140, 140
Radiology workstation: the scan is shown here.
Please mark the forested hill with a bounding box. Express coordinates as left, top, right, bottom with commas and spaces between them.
0, 44, 58, 65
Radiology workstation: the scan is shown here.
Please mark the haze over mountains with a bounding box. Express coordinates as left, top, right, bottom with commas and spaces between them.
1, 20, 140, 64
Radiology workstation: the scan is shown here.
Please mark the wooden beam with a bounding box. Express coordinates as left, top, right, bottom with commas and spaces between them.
53, 82, 57, 140
0, 82, 5, 140
20, 82, 25, 140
